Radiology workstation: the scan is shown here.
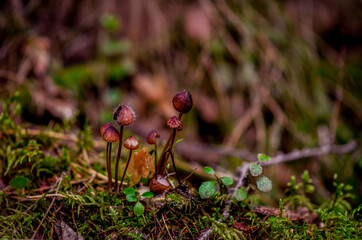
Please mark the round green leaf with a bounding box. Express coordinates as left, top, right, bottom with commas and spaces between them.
221, 177, 233, 186
257, 153, 270, 162
10, 176, 29, 190
133, 201, 145, 216
249, 164, 262, 176
199, 181, 216, 199
141, 191, 155, 198
257, 176, 272, 192
235, 188, 248, 201
126, 193, 137, 202
123, 187, 136, 195
203, 166, 215, 175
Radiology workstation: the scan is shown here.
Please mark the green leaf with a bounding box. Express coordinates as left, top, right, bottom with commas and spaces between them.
257, 153, 270, 162
257, 176, 272, 192
221, 177, 233, 186
10, 176, 29, 189
123, 187, 136, 195
203, 166, 215, 175
249, 164, 262, 176
199, 181, 216, 199
133, 201, 145, 216
126, 193, 137, 202
141, 191, 155, 198
235, 188, 248, 201
175, 138, 184, 145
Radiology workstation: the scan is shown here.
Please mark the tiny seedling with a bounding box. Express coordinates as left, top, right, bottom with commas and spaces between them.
123, 187, 154, 216
198, 166, 234, 199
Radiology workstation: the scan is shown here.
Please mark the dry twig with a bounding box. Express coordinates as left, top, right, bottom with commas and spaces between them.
30, 172, 66, 239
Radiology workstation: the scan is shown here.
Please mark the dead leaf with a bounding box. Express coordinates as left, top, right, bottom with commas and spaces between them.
127, 147, 155, 185
54, 220, 84, 240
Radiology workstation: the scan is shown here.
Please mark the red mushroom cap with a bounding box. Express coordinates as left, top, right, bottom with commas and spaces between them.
103, 126, 120, 142
147, 130, 160, 144
172, 90, 193, 113
113, 105, 136, 126
167, 116, 183, 130
124, 136, 139, 150
100, 122, 113, 136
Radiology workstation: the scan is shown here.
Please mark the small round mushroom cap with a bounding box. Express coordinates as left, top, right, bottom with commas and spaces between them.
172, 90, 193, 113
113, 105, 136, 126
103, 126, 120, 142
147, 130, 160, 144
167, 116, 183, 130
100, 122, 113, 136
124, 136, 139, 150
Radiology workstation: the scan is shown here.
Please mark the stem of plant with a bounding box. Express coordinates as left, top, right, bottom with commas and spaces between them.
156, 113, 183, 176
119, 149, 132, 191
114, 125, 124, 194
169, 150, 181, 184
106, 142, 112, 192
154, 141, 158, 173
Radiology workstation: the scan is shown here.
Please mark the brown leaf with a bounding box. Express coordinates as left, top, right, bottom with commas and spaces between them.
127, 147, 155, 185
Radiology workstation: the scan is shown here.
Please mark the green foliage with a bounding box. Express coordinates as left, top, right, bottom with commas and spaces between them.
257, 154, 270, 162
9, 176, 29, 189
133, 201, 145, 216
284, 170, 314, 210
141, 191, 154, 198
249, 164, 262, 176
204, 166, 215, 175
235, 188, 248, 201
101, 14, 120, 32
221, 177, 233, 186
256, 176, 272, 193
199, 166, 235, 198
199, 181, 216, 199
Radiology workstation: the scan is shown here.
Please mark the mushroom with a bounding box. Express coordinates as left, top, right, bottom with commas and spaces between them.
147, 130, 160, 172
119, 136, 139, 191
101, 124, 120, 192
113, 105, 136, 193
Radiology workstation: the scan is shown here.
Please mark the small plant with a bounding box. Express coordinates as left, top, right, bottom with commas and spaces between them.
199, 166, 234, 199
249, 153, 272, 193
284, 170, 315, 210
123, 187, 154, 216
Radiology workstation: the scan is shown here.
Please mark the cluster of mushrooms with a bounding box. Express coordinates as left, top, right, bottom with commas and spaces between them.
100, 90, 193, 194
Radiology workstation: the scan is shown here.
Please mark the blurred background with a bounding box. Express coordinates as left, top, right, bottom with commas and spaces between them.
0, 0, 361, 206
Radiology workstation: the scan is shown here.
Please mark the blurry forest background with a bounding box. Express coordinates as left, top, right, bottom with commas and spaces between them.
1, 0, 361, 206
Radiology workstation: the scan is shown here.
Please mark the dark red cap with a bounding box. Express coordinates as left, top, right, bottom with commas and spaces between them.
172, 90, 193, 113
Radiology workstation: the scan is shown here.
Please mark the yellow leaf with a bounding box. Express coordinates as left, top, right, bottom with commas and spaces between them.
127, 147, 155, 186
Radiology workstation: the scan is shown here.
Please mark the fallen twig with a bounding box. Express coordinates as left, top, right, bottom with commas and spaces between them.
30, 172, 66, 239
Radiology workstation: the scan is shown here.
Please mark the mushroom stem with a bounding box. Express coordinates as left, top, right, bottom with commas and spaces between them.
119, 149, 132, 191
154, 141, 158, 173
106, 143, 112, 192
114, 125, 124, 194
169, 150, 181, 184
157, 113, 183, 176
108, 142, 112, 192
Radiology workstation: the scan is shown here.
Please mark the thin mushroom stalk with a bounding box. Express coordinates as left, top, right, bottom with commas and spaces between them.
156, 116, 183, 179
119, 136, 139, 191
114, 125, 123, 193
153, 91, 192, 191
101, 124, 120, 193
147, 130, 160, 173
113, 105, 136, 194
